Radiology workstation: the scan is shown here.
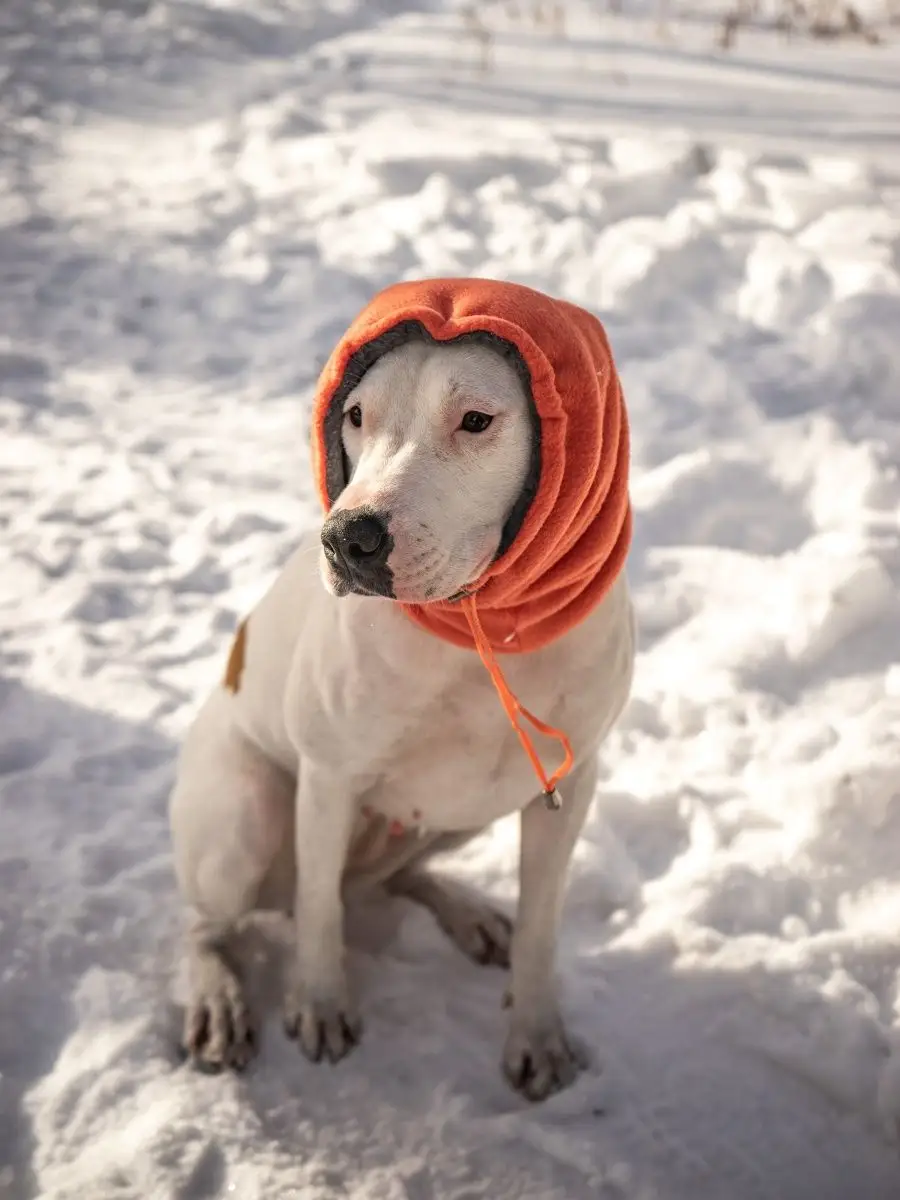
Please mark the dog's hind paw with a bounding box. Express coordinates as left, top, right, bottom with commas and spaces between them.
448, 899, 513, 968
390, 872, 513, 968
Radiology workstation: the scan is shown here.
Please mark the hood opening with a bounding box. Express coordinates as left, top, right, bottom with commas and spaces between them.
320, 319, 542, 563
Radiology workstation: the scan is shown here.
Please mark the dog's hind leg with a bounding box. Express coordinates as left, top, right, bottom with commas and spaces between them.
386, 832, 513, 968
169, 691, 295, 1071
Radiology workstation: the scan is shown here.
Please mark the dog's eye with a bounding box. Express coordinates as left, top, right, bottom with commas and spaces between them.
459, 411, 493, 434
345, 404, 363, 429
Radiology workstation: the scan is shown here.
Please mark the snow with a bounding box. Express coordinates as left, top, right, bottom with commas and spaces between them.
2, 0, 900, 1196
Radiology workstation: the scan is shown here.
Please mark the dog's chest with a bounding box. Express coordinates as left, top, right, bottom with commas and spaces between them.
278, 584, 622, 834
357, 671, 570, 834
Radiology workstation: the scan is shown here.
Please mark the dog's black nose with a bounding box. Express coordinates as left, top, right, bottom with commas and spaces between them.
321, 509, 392, 580
344, 513, 389, 561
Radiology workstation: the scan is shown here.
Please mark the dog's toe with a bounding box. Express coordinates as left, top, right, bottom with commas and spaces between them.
284, 995, 362, 1064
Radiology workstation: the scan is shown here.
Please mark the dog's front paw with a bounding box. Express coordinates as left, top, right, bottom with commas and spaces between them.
502, 1015, 583, 1102
283, 987, 362, 1064
181, 960, 257, 1074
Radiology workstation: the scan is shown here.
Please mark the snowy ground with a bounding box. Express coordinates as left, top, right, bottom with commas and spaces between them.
2, 0, 900, 1196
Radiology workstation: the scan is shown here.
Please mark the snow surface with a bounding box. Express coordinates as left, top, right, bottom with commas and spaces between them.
2, 1, 900, 1196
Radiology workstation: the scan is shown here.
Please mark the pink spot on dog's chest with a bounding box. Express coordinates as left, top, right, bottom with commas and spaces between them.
360, 805, 424, 838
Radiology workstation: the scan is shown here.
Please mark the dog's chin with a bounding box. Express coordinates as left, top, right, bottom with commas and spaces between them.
325, 572, 474, 606
319, 554, 395, 600
392, 556, 496, 606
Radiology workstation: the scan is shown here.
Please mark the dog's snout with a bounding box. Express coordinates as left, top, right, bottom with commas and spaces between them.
321, 508, 394, 597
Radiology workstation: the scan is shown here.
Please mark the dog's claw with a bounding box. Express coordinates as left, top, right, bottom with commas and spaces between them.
502, 1019, 583, 1102
468, 915, 513, 967
284, 996, 362, 1064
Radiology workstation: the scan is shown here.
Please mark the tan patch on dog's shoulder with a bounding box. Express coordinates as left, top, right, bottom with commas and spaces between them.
223, 619, 248, 694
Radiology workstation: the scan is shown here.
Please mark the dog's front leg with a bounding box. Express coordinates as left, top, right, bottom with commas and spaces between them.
503, 759, 597, 1101
283, 761, 361, 1063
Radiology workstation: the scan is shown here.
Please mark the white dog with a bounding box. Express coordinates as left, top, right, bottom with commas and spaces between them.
169, 279, 635, 1101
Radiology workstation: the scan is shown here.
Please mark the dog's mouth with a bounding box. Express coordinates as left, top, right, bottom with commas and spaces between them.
435, 545, 495, 605
321, 517, 497, 607
322, 552, 395, 600
323, 553, 478, 606
346, 575, 395, 599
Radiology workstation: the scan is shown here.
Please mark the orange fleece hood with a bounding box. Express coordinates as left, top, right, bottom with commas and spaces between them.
311, 277, 632, 803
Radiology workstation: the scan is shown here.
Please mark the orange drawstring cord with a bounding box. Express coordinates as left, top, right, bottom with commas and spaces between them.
462, 594, 574, 810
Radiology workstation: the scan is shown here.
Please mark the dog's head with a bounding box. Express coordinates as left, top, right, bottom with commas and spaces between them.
311, 279, 631, 645
318, 338, 537, 604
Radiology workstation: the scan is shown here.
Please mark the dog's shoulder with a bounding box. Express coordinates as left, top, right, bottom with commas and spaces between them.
215, 532, 330, 765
